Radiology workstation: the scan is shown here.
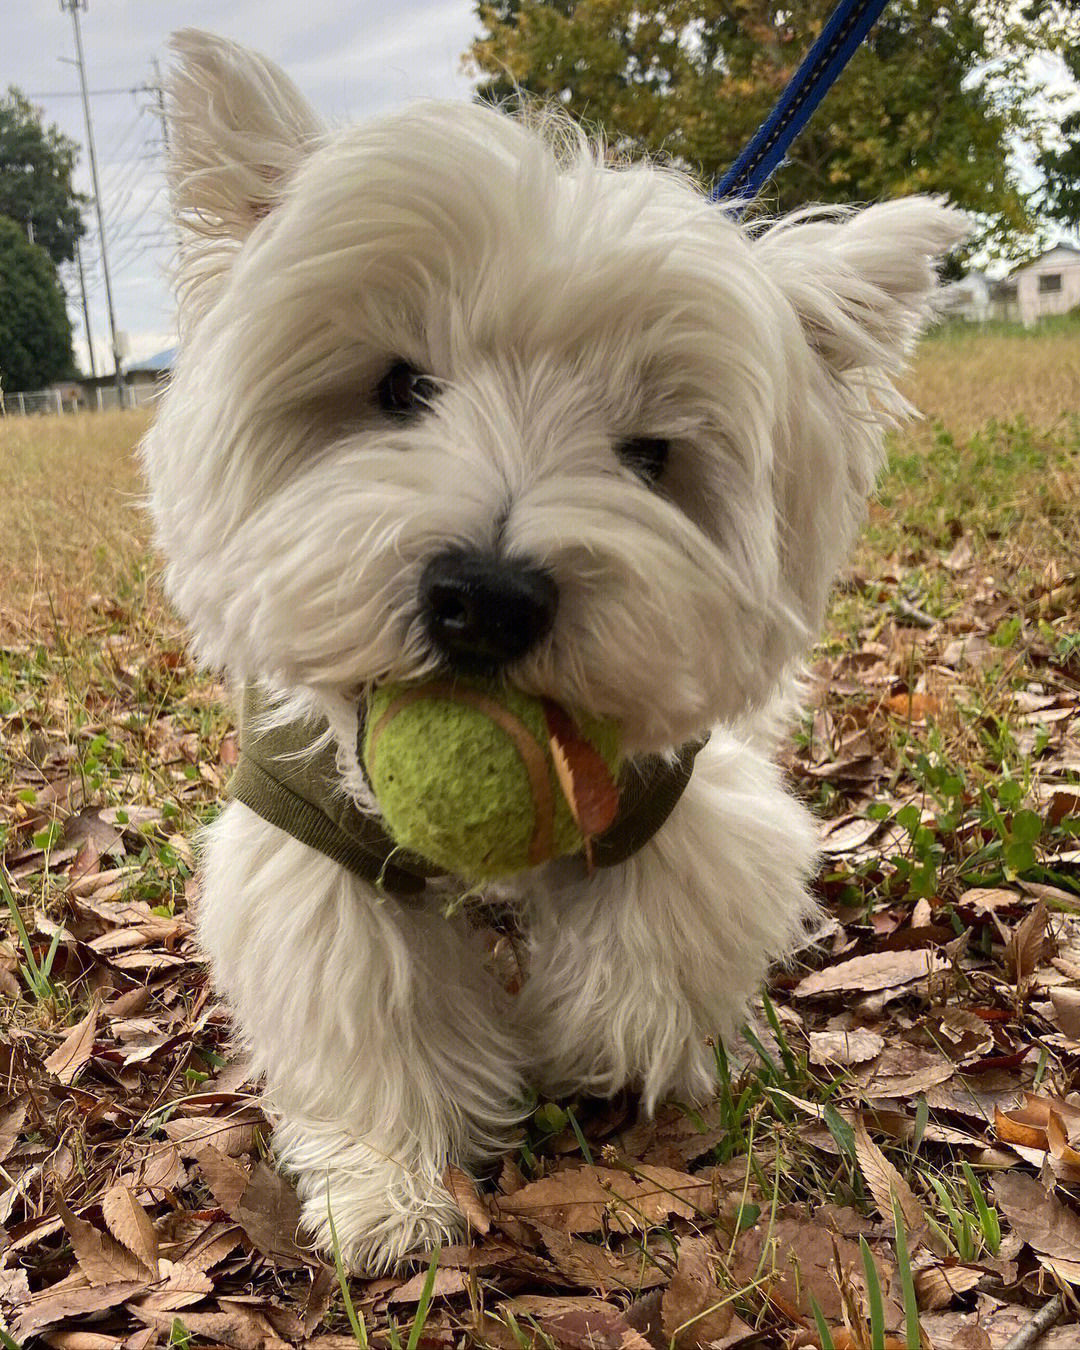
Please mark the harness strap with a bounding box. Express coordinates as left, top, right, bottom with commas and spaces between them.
711, 0, 892, 208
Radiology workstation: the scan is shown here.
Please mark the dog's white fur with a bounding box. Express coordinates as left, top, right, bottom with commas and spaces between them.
142, 30, 966, 1272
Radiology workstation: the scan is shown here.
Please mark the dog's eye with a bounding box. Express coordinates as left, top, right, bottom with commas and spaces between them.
616, 437, 669, 485
377, 361, 439, 417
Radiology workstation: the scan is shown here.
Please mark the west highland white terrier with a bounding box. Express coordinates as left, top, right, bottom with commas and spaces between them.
141, 29, 966, 1272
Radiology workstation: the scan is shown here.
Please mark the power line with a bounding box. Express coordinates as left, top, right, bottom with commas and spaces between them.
26, 85, 149, 98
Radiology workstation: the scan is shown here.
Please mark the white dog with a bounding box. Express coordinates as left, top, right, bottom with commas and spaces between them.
141, 30, 964, 1273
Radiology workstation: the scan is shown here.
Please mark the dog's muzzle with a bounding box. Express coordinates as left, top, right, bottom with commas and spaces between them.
419, 548, 558, 671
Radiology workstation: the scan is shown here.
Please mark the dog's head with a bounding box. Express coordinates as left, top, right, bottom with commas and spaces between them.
142, 31, 965, 752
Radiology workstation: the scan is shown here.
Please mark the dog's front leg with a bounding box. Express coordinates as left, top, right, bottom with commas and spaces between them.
199, 801, 525, 1272
519, 732, 820, 1110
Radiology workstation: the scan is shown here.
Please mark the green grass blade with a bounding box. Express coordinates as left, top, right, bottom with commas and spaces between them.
961, 1161, 1000, 1254
860, 1235, 886, 1350
759, 990, 798, 1080
892, 1192, 922, 1350
808, 1295, 836, 1350
0, 865, 45, 994
327, 1205, 369, 1349
405, 1246, 441, 1350
565, 1107, 594, 1166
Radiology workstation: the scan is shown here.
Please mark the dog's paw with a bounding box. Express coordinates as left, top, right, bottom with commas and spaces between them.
297, 1164, 466, 1275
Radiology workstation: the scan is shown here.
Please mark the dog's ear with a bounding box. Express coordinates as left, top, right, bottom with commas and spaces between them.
755, 197, 967, 374
751, 198, 967, 666
166, 30, 322, 246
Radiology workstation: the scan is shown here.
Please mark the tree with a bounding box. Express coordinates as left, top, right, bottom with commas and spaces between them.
469, 0, 1065, 255
0, 87, 87, 266
1038, 43, 1080, 231
0, 215, 75, 391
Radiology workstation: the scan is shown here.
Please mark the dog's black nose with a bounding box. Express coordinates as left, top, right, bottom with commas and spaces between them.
419, 549, 559, 670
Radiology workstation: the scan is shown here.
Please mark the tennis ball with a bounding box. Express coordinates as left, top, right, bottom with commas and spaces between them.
362, 680, 622, 881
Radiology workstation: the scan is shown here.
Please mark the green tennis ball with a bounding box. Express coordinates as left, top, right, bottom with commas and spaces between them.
362, 680, 622, 882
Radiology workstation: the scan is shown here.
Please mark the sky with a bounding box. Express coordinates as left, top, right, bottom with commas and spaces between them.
5, 1, 481, 374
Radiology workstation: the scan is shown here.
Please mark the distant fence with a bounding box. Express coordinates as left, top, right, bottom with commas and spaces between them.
0, 382, 162, 416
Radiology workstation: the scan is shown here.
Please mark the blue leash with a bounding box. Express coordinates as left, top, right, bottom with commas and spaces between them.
711, 0, 892, 209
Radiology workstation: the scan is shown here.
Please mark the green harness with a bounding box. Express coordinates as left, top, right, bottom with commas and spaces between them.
230, 685, 705, 897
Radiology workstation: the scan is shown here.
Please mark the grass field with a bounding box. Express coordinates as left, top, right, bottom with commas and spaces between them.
1, 324, 1079, 1347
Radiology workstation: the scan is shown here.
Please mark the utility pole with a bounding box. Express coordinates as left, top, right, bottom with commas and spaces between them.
61, 0, 125, 408
73, 236, 97, 379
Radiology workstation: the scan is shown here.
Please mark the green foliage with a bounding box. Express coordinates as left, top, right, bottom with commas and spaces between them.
469, 0, 1065, 256
0, 214, 75, 391
0, 87, 86, 266
1038, 40, 1080, 230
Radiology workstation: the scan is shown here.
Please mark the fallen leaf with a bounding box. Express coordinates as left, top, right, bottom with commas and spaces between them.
232, 1160, 310, 1266
809, 1028, 884, 1066
661, 1237, 736, 1349
504, 1296, 653, 1350
794, 949, 948, 998
0, 1096, 28, 1165
100, 1183, 159, 1271
1008, 901, 1048, 983
14, 1281, 148, 1339
194, 1146, 251, 1212
388, 1269, 468, 1305
497, 1164, 714, 1234
54, 1191, 152, 1285
1050, 987, 1080, 1039
444, 1163, 491, 1235
43, 1000, 99, 1085
913, 1263, 982, 1311
852, 1115, 930, 1251
530, 1224, 666, 1294
992, 1171, 1080, 1261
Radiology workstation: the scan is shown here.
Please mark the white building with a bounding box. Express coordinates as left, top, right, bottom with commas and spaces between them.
1007, 243, 1080, 326
938, 271, 992, 322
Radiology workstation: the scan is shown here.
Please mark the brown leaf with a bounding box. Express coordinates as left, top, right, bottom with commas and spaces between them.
163, 1111, 261, 1157
794, 948, 948, 998
504, 1296, 653, 1350
194, 1145, 251, 1211
1050, 987, 1080, 1039
14, 1281, 148, 1339
0, 1096, 28, 1165
852, 1115, 930, 1251
388, 1268, 468, 1305
1008, 901, 1049, 983
100, 1183, 159, 1271
1046, 1110, 1080, 1167
809, 1028, 884, 1067
958, 887, 1020, 913
532, 1224, 666, 1294
136, 1259, 214, 1312
43, 1000, 99, 1085
497, 1164, 713, 1234
992, 1171, 1080, 1260
913, 1263, 982, 1311
127, 1306, 279, 1350
54, 1192, 153, 1285
995, 1092, 1080, 1154
232, 1159, 311, 1266
444, 1163, 491, 1235
170, 1219, 244, 1272
661, 1237, 736, 1349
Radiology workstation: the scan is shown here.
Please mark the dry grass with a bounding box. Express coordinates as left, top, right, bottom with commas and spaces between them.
906, 319, 1080, 436
2, 410, 153, 641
